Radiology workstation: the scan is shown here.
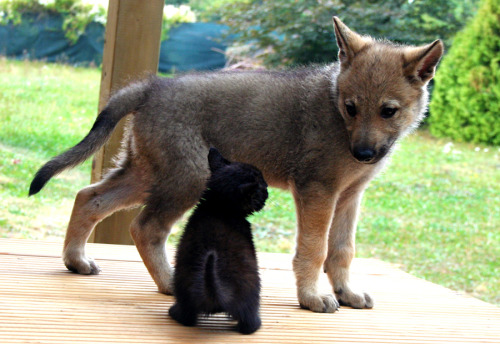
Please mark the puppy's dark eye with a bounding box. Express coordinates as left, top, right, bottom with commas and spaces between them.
381, 107, 397, 119
345, 103, 357, 117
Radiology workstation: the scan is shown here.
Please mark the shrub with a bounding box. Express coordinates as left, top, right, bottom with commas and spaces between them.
429, 0, 500, 145
162, 4, 196, 40
0, 0, 196, 44
0, 0, 106, 43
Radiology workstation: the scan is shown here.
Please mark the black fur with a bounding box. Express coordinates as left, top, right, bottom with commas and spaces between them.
169, 148, 268, 334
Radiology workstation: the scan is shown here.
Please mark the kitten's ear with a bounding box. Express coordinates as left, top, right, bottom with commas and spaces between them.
208, 147, 230, 172
239, 182, 258, 195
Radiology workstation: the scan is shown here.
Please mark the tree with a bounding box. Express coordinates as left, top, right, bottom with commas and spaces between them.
216, 0, 478, 67
429, 0, 500, 145
395, 0, 478, 46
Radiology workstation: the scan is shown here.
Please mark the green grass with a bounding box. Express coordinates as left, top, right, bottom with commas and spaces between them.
0, 58, 498, 306
356, 133, 499, 305
0, 58, 97, 239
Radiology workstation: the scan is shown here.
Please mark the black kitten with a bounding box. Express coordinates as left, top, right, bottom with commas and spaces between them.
169, 148, 268, 334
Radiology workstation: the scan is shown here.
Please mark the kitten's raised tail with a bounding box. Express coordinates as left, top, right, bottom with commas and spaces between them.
29, 78, 153, 196
204, 251, 231, 307
204, 252, 218, 297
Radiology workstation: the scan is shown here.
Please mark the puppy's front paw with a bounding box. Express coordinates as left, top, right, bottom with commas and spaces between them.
299, 291, 340, 313
63, 255, 101, 275
335, 288, 373, 309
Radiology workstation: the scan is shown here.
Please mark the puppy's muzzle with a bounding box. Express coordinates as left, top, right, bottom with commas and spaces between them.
352, 147, 376, 163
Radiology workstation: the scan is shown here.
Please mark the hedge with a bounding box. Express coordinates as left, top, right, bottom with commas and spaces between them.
429, 0, 500, 146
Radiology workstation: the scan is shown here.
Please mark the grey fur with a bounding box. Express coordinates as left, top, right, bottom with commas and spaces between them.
29, 80, 152, 195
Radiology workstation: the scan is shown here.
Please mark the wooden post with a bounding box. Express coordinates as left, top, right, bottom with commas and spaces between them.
89, 0, 164, 244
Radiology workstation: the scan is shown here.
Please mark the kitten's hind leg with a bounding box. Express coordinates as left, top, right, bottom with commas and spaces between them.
169, 302, 198, 327
234, 310, 261, 335
229, 299, 261, 334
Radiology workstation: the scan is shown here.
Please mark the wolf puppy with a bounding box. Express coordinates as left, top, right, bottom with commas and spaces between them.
30, 17, 443, 312
170, 148, 266, 334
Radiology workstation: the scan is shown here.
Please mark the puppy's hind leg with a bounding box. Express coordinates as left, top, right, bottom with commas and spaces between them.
63, 165, 147, 275
130, 176, 206, 295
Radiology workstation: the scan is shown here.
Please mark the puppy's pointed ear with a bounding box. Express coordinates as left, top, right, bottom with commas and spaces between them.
208, 147, 230, 172
403, 40, 444, 84
333, 16, 371, 67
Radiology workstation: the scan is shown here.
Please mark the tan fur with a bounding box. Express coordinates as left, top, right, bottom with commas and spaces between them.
30, 17, 443, 313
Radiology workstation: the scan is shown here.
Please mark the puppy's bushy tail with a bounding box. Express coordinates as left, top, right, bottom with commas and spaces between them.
29, 78, 153, 196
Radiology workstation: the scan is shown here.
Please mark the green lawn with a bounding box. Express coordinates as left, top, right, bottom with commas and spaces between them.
0, 58, 498, 306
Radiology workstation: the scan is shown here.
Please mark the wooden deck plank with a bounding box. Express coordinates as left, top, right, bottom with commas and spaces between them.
0, 239, 498, 343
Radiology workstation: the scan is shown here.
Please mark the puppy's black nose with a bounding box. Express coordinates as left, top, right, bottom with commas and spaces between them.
352, 147, 376, 162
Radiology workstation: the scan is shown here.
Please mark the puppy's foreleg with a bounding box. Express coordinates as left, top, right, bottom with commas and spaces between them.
292, 185, 339, 313
130, 208, 175, 294
324, 187, 374, 309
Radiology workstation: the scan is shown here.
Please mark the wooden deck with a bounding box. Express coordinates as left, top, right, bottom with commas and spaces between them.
0, 239, 498, 343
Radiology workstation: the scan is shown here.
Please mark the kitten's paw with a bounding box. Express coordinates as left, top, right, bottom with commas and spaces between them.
335, 288, 374, 309
299, 291, 340, 313
237, 316, 261, 335
169, 303, 197, 326
63, 255, 101, 275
